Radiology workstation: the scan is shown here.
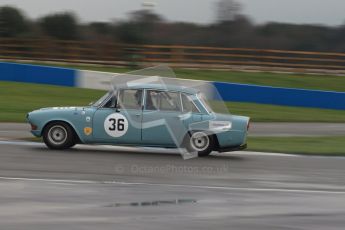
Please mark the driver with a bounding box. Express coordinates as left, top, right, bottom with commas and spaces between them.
146, 91, 157, 110
134, 90, 143, 109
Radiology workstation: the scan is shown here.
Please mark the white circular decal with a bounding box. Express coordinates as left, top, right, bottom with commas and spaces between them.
104, 113, 129, 137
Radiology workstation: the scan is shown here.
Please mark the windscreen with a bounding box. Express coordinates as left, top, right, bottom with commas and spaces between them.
92, 91, 111, 107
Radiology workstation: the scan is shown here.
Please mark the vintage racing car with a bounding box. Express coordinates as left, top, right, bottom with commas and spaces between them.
27, 83, 250, 157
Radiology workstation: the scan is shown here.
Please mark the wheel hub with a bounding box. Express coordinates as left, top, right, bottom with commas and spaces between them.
190, 132, 209, 152
48, 125, 67, 145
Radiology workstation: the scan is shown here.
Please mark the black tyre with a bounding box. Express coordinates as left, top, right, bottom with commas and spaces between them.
185, 131, 214, 157
43, 122, 76, 150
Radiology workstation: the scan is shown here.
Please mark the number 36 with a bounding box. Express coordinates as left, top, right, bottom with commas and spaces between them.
108, 118, 125, 131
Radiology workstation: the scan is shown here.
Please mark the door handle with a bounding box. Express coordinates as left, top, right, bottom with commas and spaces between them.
135, 113, 141, 117
176, 114, 184, 119
176, 114, 191, 120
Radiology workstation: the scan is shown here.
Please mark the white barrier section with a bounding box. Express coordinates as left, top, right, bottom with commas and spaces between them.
76, 70, 116, 91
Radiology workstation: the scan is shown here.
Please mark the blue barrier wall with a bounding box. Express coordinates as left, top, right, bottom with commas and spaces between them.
1, 62, 345, 110
0, 62, 76, 87
214, 82, 345, 110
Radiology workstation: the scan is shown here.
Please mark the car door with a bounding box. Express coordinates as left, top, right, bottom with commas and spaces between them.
142, 90, 188, 147
92, 89, 143, 144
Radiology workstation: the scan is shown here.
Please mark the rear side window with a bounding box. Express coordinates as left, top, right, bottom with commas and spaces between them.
182, 94, 199, 113
146, 90, 181, 112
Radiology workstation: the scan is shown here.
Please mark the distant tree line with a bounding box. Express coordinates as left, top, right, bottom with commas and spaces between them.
1, 5, 345, 52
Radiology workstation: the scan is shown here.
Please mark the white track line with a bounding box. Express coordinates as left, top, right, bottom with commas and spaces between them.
0, 131, 26, 133
0, 176, 345, 195
0, 140, 42, 146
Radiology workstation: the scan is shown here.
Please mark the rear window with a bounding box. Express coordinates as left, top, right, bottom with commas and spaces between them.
182, 94, 199, 113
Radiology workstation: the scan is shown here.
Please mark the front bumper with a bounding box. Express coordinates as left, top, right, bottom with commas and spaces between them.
30, 130, 41, 137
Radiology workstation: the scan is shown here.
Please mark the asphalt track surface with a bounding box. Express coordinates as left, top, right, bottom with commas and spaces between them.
0, 123, 345, 229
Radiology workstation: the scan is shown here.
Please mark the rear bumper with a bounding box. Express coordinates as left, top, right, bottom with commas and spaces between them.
217, 144, 247, 153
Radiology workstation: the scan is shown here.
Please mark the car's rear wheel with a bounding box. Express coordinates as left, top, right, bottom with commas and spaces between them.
43, 122, 76, 150
186, 131, 214, 157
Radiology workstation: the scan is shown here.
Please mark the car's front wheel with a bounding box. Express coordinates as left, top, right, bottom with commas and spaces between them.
186, 131, 214, 157
43, 122, 76, 150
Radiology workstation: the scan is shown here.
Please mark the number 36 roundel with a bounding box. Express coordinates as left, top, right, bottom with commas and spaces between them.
104, 113, 129, 138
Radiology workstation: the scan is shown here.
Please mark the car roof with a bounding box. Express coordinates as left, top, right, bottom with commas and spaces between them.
116, 83, 199, 94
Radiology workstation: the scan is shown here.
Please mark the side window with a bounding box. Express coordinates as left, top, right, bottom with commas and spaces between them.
145, 90, 158, 110
146, 90, 181, 112
182, 94, 199, 113
118, 89, 143, 110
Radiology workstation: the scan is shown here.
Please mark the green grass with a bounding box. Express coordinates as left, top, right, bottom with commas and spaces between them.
1, 81, 345, 123
12, 61, 345, 92
0, 81, 105, 122
228, 102, 345, 122
176, 69, 345, 92
248, 136, 345, 155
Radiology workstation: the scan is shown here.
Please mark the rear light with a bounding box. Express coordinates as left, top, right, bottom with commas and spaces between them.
247, 120, 250, 131
31, 124, 38, 131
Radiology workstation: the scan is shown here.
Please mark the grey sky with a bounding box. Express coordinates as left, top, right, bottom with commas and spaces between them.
0, 0, 344, 26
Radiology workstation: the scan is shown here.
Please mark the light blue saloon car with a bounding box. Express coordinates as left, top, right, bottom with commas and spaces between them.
27, 84, 249, 157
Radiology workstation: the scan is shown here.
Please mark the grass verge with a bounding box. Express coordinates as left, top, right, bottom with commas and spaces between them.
247, 136, 345, 156
228, 102, 345, 122
0, 81, 105, 122
1, 81, 345, 122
